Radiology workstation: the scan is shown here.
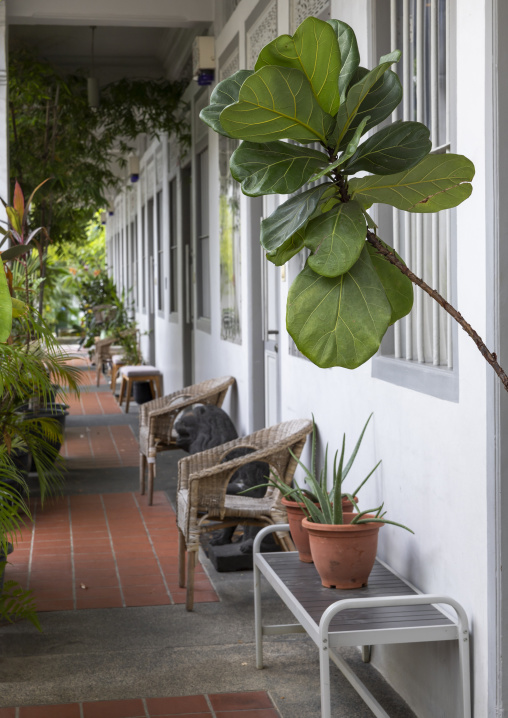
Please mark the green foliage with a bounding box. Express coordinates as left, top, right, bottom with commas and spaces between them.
0, 575, 41, 631
200, 16, 475, 369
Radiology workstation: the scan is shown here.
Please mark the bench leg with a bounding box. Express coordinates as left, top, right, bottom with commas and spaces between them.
319, 637, 332, 718
140, 452, 147, 495
118, 378, 126, 406
125, 378, 133, 413
254, 561, 263, 669
459, 631, 471, 718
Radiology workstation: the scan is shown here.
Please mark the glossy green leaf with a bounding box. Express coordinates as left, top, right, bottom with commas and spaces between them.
304, 201, 366, 277
199, 70, 253, 138
220, 66, 335, 144
0, 262, 12, 342
343, 121, 431, 176
266, 228, 305, 266
337, 68, 403, 152
286, 247, 392, 369
327, 20, 360, 100
350, 154, 475, 213
230, 141, 328, 196
11, 297, 27, 318
366, 240, 413, 324
333, 51, 401, 151
255, 16, 341, 115
308, 116, 369, 182
260, 183, 332, 252
1, 244, 32, 261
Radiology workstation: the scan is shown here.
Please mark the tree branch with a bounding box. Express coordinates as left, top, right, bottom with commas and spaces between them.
366, 230, 508, 392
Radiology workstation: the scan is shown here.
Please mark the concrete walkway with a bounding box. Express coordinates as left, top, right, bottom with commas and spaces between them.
0, 358, 417, 718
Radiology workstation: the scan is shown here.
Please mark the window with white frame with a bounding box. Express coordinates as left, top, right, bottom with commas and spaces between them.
130, 218, 138, 305
156, 189, 164, 314
169, 178, 178, 314
141, 205, 146, 312
378, 0, 453, 370
197, 147, 211, 320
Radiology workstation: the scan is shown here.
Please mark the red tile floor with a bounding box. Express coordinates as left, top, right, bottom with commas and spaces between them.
0, 690, 280, 717
7, 491, 218, 610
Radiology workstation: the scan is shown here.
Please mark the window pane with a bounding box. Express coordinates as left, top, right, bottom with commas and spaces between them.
169, 178, 178, 313
197, 148, 210, 319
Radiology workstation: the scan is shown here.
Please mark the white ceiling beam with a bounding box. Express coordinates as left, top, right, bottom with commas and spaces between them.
6, 0, 214, 27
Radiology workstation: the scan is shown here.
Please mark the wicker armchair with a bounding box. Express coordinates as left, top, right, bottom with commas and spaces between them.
93, 336, 118, 387
176, 418, 313, 610
139, 376, 236, 505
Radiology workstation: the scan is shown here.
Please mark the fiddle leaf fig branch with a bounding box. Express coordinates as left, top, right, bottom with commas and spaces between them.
200, 16, 507, 388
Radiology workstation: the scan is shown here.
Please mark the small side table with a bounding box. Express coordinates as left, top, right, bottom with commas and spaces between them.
118, 366, 163, 413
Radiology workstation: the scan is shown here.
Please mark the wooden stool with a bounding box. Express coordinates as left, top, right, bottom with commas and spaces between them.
110, 354, 125, 394
118, 366, 163, 413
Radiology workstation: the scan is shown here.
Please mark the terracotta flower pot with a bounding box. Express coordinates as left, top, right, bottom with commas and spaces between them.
282, 497, 314, 562
302, 512, 383, 589
282, 497, 359, 564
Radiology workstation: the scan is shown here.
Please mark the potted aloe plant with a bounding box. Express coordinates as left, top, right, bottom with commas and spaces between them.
290, 423, 413, 589
264, 414, 378, 562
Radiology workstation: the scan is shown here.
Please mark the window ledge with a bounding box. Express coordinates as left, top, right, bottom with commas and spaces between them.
372, 355, 459, 402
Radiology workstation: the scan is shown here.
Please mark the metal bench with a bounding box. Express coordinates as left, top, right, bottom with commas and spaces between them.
253, 525, 471, 718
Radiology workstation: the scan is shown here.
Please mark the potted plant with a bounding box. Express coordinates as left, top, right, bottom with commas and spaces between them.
290, 427, 413, 588
263, 414, 378, 562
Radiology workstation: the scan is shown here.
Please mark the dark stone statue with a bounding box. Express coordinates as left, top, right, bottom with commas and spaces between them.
174, 405, 270, 556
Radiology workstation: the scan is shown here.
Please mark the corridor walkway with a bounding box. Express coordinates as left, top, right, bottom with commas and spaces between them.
0, 351, 417, 718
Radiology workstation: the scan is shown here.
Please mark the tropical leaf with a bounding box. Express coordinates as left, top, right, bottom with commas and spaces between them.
1, 244, 32, 261
350, 153, 475, 213
333, 51, 401, 151
0, 262, 12, 342
260, 183, 332, 252
366, 240, 413, 324
266, 228, 305, 266
304, 201, 366, 277
343, 121, 431, 176
286, 247, 392, 368
255, 16, 341, 115
337, 68, 403, 151
199, 70, 254, 138
220, 66, 335, 144
230, 140, 328, 196
11, 297, 27, 318
308, 116, 369, 182
327, 20, 360, 100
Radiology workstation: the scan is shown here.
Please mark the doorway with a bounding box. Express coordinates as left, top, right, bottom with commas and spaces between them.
181, 165, 193, 386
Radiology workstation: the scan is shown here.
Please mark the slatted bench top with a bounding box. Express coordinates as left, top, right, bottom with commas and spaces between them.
260, 552, 453, 638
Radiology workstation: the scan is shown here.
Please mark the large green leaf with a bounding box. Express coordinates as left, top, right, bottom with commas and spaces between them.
255, 16, 341, 115
304, 201, 366, 277
0, 261, 12, 342
286, 247, 392, 369
260, 183, 332, 252
220, 66, 335, 144
230, 141, 328, 196
343, 121, 431, 176
308, 116, 369, 182
337, 68, 403, 151
333, 51, 401, 151
350, 154, 475, 213
366, 240, 413, 324
327, 20, 360, 100
266, 228, 305, 266
199, 70, 253, 138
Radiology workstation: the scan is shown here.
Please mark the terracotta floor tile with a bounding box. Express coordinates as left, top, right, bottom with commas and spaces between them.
208, 692, 274, 712
0, 708, 16, 717
82, 698, 145, 717
146, 695, 209, 714
19, 705, 81, 718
